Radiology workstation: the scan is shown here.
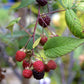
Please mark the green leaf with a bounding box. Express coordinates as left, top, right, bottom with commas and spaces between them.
18, 35, 40, 49
63, 0, 73, 8
6, 17, 21, 34
10, 2, 20, 9
5, 30, 28, 38
44, 37, 84, 58
76, 2, 84, 12
58, 0, 65, 8
16, 0, 35, 9
33, 37, 41, 48
65, 9, 84, 38
58, 0, 73, 8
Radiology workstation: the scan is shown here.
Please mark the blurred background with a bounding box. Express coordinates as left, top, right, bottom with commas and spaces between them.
0, 0, 84, 84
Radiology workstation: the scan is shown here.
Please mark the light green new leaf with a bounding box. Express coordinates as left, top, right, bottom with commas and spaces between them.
44, 37, 84, 58
6, 17, 21, 34
33, 37, 41, 48
16, 0, 35, 9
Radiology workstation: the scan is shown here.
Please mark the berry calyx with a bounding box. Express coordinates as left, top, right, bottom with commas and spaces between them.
22, 69, 32, 78
32, 69, 45, 80
15, 50, 26, 62
40, 36, 48, 45
44, 64, 50, 72
38, 15, 51, 28
47, 60, 57, 70
36, 0, 47, 6
22, 60, 32, 69
33, 60, 44, 72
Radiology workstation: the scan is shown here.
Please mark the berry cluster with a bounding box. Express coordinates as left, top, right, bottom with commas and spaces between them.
0, 68, 6, 82
15, 50, 57, 80
15, 0, 57, 79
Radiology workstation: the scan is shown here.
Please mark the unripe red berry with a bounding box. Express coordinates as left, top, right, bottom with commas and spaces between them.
36, 0, 47, 6
47, 60, 57, 70
44, 64, 50, 72
22, 60, 32, 69
40, 36, 48, 45
33, 60, 44, 72
22, 69, 32, 78
38, 15, 51, 28
15, 50, 26, 62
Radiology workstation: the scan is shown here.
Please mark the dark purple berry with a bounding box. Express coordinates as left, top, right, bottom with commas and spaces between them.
38, 15, 51, 28
32, 69, 45, 80
36, 0, 47, 6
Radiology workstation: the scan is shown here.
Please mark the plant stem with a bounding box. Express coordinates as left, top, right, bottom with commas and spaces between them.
33, 5, 40, 43
18, 23, 32, 36
24, 36, 33, 49
32, 6, 40, 55
46, 9, 65, 15
43, 6, 76, 15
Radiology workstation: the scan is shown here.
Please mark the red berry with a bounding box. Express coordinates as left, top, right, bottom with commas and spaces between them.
38, 15, 51, 28
33, 60, 44, 72
36, 0, 47, 6
47, 60, 57, 70
15, 50, 26, 62
44, 64, 50, 72
22, 69, 32, 78
40, 36, 48, 45
22, 60, 32, 69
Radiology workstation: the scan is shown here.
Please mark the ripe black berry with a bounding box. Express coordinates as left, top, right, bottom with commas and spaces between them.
36, 0, 47, 6
32, 69, 45, 80
38, 15, 51, 28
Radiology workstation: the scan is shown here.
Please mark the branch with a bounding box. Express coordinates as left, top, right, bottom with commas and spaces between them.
18, 23, 32, 36
33, 5, 40, 43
